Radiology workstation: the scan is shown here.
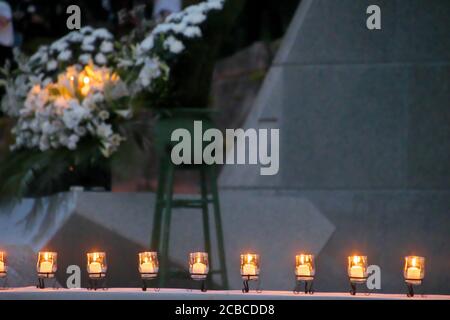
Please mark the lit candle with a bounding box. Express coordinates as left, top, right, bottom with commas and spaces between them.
0, 261, 4, 273
89, 261, 102, 274
296, 264, 311, 277
243, 263, 257, 276
38, 252, 55, 274
139, 252, 158, 277
40, 261, 53, 273
189, 252, 209, 279
350, 265, 364, 278
348, 255, 367, 279
87, 252, 106, 275
192, 261, 207, 275
405, 256, 424, 281
295, 254, 314, 277
140, 259, 156, 274
241, 254, 259, 276
80, 76, 91, 96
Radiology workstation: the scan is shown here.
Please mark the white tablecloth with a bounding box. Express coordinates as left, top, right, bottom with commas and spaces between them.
0, 288, 449, 300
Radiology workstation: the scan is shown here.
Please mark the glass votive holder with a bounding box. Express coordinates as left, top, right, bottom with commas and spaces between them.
87, 252, 107, 278
139, 252, 159, 279
295, 254, 315, 281
240, 253, 260, 281
347, 255, 368, 283
0, 252, 7, 278
404, 256, 425, 285
189, 252, 209, 280
37, 252, 57, 277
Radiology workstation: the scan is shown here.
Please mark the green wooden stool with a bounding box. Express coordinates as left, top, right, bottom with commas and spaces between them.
150, 109, 229, 289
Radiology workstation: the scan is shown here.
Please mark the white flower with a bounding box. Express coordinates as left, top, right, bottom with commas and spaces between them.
62, 102, 89, 129
92, 28, 113, 40
80, 26, 94, 34
183, 26, 202, 38
67, 134, 80, 150
39, 136, 50, 151
75, 126, 87, 136
100, 41, 114, 53
98, 110, 110, 120
46, 60, 58, 71
95, 53, 107, 65
153, 23, 174, 34
50, 40, 69, 52
96, 123, 113, 138
79, 53, 92, 64
183, 12, 207, 25
206, 0, 224, 10
57, 50, 72, 62
66, 31, 84, 43
140, 36, 154, 51
138, 58, 163, 87
163, 36, 185, 54
81, 44, 95, 52
83, 35, 96, 45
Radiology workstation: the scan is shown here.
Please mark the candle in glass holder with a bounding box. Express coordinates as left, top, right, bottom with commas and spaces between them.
189, 252, 209, 280
139, 252, 158, 277
295, 254, 315, 279
241, 254, 260, 278
404, 256, 425, 283
348, 255, 367, 281
0, 252, 6, 275
37, 252, 57, 274
87, 252, 106, 276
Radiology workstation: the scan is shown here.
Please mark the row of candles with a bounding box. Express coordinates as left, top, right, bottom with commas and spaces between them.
0, 251, 425, 291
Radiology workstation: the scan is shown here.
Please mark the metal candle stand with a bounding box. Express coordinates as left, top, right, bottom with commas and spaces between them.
405, 279, 422, 298
141, 273, 160, 292
294, 276, 314, 295
37, 273, 57, 289
349, 277, 368, 295
87, 273, 107, 291
242, 275, 261, 294
191, 274, 208, 292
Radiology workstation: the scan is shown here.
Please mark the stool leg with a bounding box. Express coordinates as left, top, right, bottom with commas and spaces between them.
200, 167, 212, 273
208, 165, 229, 289
151, 158, 168, 250
159, 163, 175, 288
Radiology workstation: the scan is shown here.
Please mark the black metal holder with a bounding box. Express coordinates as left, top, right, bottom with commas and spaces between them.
87, 273, 107, 291
191, 274, 208, 292
242, 275, 261, 293
37, 273, 57, 289
294, 276, 314, 294
405, 279, 422, 298
141, 273, 159, 292
349, 277, 367, 295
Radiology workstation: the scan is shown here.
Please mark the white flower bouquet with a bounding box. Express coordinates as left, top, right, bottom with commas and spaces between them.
115, 0, 226, 107
0, 0, 227, 197
12, 63, 130, 158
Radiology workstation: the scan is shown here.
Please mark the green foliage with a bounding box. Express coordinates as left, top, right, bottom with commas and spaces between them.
0, 140, 110, 199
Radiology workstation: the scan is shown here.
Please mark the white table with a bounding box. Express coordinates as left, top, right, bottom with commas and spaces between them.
0, 288, 449, 300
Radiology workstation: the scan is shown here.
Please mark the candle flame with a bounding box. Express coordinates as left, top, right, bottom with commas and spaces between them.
247, 254, 253, 263
353, 256, 360, 264
411, 257, 417, 267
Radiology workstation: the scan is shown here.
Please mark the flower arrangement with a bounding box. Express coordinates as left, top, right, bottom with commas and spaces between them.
116, 0, 226, 103
11, 63, 130, 157
0, 0, 227, 197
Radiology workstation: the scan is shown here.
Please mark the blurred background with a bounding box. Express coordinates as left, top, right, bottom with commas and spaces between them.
0, 0, 449, 295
